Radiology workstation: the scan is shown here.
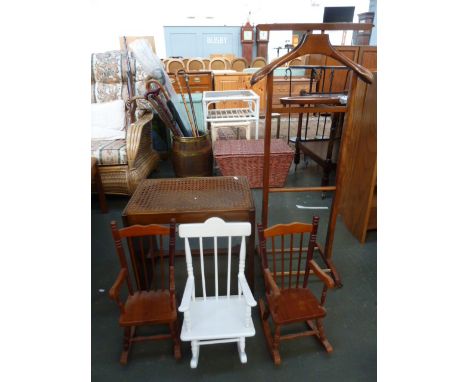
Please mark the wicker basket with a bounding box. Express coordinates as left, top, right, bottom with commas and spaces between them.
213, 139, 294, 188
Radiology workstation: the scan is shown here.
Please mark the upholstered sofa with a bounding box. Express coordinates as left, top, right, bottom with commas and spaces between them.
91, 50, 159, 195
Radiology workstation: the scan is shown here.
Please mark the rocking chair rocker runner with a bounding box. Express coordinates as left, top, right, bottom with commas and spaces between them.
257, 216, 335, 365
108, 219, 181, 364
178, 217, 257, 368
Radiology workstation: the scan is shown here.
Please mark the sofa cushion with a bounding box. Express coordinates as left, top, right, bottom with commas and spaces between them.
91, 139, 128, 165
91, 100, 126, 140
91, 51, 128, 103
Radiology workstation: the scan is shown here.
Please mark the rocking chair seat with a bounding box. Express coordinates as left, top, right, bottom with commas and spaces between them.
268, 288, 326, 325
180, 296, 255, 341
120, 290, 176, 326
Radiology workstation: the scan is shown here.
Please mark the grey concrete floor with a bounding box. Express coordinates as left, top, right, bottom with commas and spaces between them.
92, 156, 376, 381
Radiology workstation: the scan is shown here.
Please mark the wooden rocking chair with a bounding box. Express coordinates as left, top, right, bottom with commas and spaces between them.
257, 216, 335, 365
108, 219, 181, 364
178, 217, 257, 368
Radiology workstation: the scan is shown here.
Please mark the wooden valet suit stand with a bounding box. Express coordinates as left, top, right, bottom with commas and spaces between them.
250, 33, 374, 287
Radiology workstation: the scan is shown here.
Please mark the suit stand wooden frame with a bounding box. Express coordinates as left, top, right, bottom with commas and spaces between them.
250, 34, 373, 287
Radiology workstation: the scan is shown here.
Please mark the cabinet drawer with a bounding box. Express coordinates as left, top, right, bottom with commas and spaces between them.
188, 75, 211, 86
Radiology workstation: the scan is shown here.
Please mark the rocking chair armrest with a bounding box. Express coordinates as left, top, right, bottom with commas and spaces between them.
238, 275, 257, 307
178, 276, 194, 312
308, 259, 335, 288
109, 268, 128, 303
264, 268, 281, 298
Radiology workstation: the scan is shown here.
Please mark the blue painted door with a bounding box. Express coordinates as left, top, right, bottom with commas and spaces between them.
165, 26, 242, 57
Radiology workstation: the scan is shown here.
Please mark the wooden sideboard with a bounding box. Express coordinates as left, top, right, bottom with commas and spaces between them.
338, 72, 377, 243
168, 71, 213, 94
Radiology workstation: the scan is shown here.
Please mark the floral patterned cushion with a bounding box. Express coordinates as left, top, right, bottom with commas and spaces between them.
91, 139, 127, 165
91, 51, 130, 104
91, 50, 153, 121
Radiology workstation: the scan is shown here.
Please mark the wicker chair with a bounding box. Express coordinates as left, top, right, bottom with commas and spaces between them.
187, 58, 205, 71
209, 58, 229, 70
166, 59, 185, 74
231, 57, 248, 72
251, 57, 267, 68
91, 51, 159, 195
202, 58, 211, 69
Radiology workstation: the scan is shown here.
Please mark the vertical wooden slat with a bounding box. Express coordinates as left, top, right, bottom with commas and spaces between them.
227, 236, 232, 298
288, 233, 293, 288
199, 237, 206, 300
159, 235, 164, 291
128, 239, 141, 290
214, 236, 218, 299
149, 235, 156, 290
139, 237, 149, 291
281, 235, 285, 289
271, 237, 276, 280
296, 232, 304, 288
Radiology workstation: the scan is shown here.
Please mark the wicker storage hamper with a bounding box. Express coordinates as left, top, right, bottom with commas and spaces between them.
213, 139, 294, 188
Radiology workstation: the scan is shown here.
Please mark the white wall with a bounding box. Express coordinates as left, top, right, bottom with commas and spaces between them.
90, 0, 372, 57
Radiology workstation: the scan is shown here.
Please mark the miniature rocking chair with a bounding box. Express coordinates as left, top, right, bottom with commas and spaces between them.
178, 217, 257, 368
257, 216, 335, 365
108, 220, 181, 364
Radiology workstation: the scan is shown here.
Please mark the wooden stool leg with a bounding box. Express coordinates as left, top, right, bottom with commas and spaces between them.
94, 165, 108, 213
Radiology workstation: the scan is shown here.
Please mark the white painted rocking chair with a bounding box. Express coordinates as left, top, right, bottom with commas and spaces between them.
178, 217, 257, 368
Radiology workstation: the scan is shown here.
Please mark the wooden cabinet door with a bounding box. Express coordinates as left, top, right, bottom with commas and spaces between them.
358, 46, 377, 71
213, 74, 251, 108
323, 46, 359, 93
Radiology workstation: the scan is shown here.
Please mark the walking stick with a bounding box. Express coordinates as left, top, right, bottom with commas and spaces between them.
179, 69, 200, 135
174, 73, 197, 137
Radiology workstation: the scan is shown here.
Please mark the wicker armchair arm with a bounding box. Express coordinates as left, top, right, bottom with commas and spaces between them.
126, 112, 153, 169
109, 268, 128, 313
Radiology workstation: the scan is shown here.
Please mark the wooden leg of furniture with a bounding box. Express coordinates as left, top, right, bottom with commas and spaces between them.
272, 323, 282, 365
294, 112, 303, 169
120, 326, 135, 365
259, 298, 280, 364
94, 165, 108, 213
315, 318, 333, 353
169, 321, 182, 360
274, 113, 281, 139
